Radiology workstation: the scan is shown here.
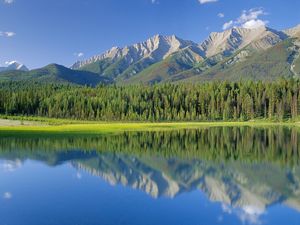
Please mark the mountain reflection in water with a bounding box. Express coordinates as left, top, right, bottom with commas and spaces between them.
0, 126, 300, 225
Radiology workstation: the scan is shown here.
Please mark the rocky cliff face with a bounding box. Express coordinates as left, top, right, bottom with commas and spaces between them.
284, 24, 300, 38
200, 26, 287, 57
69, 25, 298, 83
71, 35, 198, 71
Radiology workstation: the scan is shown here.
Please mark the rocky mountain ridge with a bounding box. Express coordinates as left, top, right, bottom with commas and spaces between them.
70, 24, 299, 84
1, 24, 300, 85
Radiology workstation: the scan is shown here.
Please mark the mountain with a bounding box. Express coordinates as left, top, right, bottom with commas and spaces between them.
284, 24, 300, 38
2, 24, 300, 86
200, 26, 287, 57
0, 61, 29, 72
71, 34, 202, 80
177, 38, 296, 82
72, 25, 297, 84
120, 46, 204, 84
122, 26, 291, 84
0, 64, 111, 86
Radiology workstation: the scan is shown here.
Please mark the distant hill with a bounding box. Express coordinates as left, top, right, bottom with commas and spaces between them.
0, 64, 112, 86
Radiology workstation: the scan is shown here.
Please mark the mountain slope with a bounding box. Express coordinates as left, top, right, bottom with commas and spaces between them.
0, 61, 29, 72
200, 26, 287, 57
99, 26, 288, 84
71, 35, 202, 79
120, 46, 205, 84
181, 38, 296, 82
0, 64, 111, 86
284, 25, 300, 76
284, 24, 300, 38
125, 26, 300, 84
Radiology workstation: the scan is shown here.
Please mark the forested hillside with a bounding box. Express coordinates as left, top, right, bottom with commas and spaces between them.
0, 64, 112, 86
1, 80, 300, 121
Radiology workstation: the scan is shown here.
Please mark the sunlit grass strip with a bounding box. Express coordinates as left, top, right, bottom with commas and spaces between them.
0, 121, 297, 135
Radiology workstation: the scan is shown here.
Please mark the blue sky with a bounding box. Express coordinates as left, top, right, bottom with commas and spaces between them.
1, 0, 300, 69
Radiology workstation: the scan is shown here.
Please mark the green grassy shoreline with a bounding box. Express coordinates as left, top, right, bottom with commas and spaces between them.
0, 115, 299, 135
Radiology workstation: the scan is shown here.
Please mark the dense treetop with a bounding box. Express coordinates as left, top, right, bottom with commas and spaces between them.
1, 80, 300, 121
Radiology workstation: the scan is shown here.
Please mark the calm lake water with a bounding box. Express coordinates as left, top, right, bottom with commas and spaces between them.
0, 127, 300, 225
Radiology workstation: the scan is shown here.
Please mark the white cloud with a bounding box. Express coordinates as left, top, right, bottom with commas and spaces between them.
222, 8, 268, 30
151, 0, 159, 4
0, 31, 16, 37
237, 8, 266, 24
76, 172, 82, 179
199, 0, 218, 4
2, 159, 22, 172
242, 19, 267, 29
3, 192, 12, 199
221, 203, 264, 225
74, 52, 84, 57
238, 205, 264, 225
222, 203, 233, 214
222, 20, 233, 30
5, 32, 16, 37
4, 0, 14, 4
218, 13, 225, 18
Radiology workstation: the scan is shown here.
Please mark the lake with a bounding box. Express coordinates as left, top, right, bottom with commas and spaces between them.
0, 127, 300, 225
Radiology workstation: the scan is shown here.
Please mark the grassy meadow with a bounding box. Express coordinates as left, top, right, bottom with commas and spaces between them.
0, 115, 299, 135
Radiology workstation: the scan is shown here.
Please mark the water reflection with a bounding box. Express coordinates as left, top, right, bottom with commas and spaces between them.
0, 127, 300, 225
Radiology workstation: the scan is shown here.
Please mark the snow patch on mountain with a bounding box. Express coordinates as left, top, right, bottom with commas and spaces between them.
0, 61, 29, 72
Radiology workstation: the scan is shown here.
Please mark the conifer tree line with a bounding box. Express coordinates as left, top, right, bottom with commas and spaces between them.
0, 79, 300, 121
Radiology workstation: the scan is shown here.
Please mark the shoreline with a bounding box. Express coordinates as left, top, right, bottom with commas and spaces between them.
0, 117, 298, 134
